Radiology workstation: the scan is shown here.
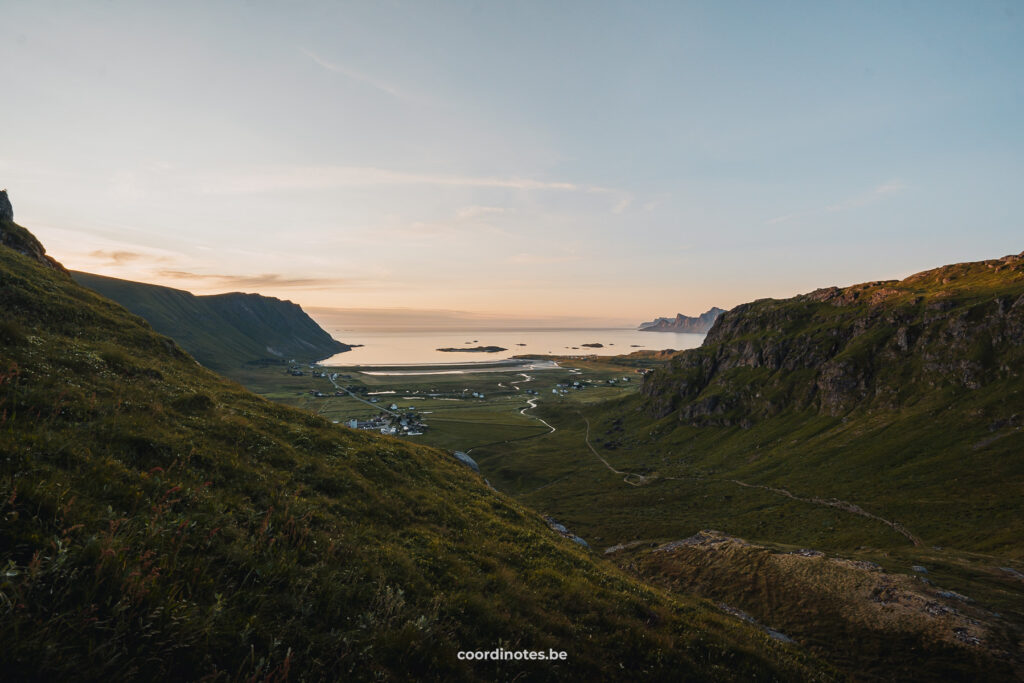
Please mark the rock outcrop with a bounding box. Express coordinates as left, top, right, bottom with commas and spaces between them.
0, 192, 66, 273
642, 254, 1024, 425
0, 190, 13, 222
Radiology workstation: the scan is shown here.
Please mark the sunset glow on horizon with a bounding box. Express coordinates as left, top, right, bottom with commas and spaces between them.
2, 1, 1021, 324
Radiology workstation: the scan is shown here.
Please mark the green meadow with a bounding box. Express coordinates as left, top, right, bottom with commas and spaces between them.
1, 221, 819, 680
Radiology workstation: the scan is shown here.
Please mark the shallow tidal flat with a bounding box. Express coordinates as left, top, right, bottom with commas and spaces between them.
335, 358, 561, 376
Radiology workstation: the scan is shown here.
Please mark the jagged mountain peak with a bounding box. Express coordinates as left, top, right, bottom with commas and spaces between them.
639, 307, 725, 333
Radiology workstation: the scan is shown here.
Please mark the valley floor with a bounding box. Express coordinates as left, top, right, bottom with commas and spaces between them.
234, 355, 1024, 680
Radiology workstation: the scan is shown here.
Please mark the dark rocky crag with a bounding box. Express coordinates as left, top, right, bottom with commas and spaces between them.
0, 191, 66, 273
0, 189, 12, 222
642, 253, 1024, 425
640, 307, 726, 333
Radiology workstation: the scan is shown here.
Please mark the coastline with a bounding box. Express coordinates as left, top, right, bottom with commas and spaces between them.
320, 357, 562, 376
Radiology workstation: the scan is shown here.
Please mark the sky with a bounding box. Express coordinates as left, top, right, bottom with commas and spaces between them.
1, 1, 1022, 326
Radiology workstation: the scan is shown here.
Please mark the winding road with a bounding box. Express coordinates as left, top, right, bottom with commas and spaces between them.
326, 374, 399, 417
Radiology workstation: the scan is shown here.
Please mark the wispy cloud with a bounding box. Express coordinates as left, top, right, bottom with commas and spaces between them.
455, 205, 509, 220
155, 270, 362, 290
767, 180, 908, 225
195, 164, 633, 217
88, 249, 168, 265
766, 212, 798, 225
197, 165, 621, 196
299, 48, 408, 100
825, 180, 907, 213
507, 252, 580, 265
612, 196, 632, 214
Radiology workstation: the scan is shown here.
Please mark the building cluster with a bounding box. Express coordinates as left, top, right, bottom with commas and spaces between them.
548, 376, 632, 395
288, 363, 330, 377
309, 389, 349, 399
346, 409, 428, 437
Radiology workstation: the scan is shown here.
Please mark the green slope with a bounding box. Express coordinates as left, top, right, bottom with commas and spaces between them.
71, 270, 349, 371
470, 255, 1024, 679
0, 221, 817, 679
630, 253, 1024, 553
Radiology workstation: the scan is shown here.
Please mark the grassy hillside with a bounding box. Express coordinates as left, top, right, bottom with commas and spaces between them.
643, 255, 1024, 422
0, 223, 818, 679
469, 256, 1024, 680
71, 271, 349, 372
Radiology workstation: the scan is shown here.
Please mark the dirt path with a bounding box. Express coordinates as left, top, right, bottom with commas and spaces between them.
488, 400, 922, 545
726, 479, 923, 546
580, 414, 650, 487
654, 467, 923, 546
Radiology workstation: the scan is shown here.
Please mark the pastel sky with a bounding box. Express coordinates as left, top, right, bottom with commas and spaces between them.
2, 1, 1022, 325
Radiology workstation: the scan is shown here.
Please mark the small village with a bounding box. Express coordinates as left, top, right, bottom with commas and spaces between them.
342, 409, 429, 437
286, 362, 641, 440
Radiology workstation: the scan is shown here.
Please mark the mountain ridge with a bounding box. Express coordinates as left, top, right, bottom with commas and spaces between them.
470, 250, 1024, 678
640, 307, 725, 333
71, 270, 350, 371
0, 211, 814, 679
642, 252, 1024, 424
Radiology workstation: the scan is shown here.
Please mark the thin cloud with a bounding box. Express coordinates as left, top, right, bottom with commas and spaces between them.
507, 252, 581, 265
826, 180, 907, 213
612, 196, 633, 214
300, 47, 408, 99
88, 249, 158, 265
197, 165, 621, 196
766, 212, 798, 225
455, 205, 509, 220
155, 270, 362, 290
767, 180, 908, 225
368, 205, 515, 242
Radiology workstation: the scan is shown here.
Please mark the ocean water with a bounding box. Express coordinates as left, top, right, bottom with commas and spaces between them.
318, 328, 704, 366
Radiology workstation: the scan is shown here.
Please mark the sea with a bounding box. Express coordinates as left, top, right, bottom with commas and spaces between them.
317, 327, 705, 366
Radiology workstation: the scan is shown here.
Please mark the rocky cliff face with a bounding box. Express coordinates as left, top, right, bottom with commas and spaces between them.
640, 307, 725, 333
0, 190, 13, 222
642, 253, 1024, 425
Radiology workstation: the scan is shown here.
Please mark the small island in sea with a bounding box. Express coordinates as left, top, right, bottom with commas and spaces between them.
582, 342, 604, 348
437, 345, 507, 353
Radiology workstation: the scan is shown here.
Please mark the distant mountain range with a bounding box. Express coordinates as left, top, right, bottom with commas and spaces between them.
71, 271, 349, 370
639, 307, 725, 333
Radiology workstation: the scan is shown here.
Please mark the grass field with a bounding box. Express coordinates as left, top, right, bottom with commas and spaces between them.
2, 223, 823, 681
235, 357, 645, 456
213, 318, 1024, 679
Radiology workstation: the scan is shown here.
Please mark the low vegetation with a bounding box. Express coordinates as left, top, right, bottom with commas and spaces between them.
1, 224, 817, 679
71, 271, 349, 371
468, 256, 1024, 680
